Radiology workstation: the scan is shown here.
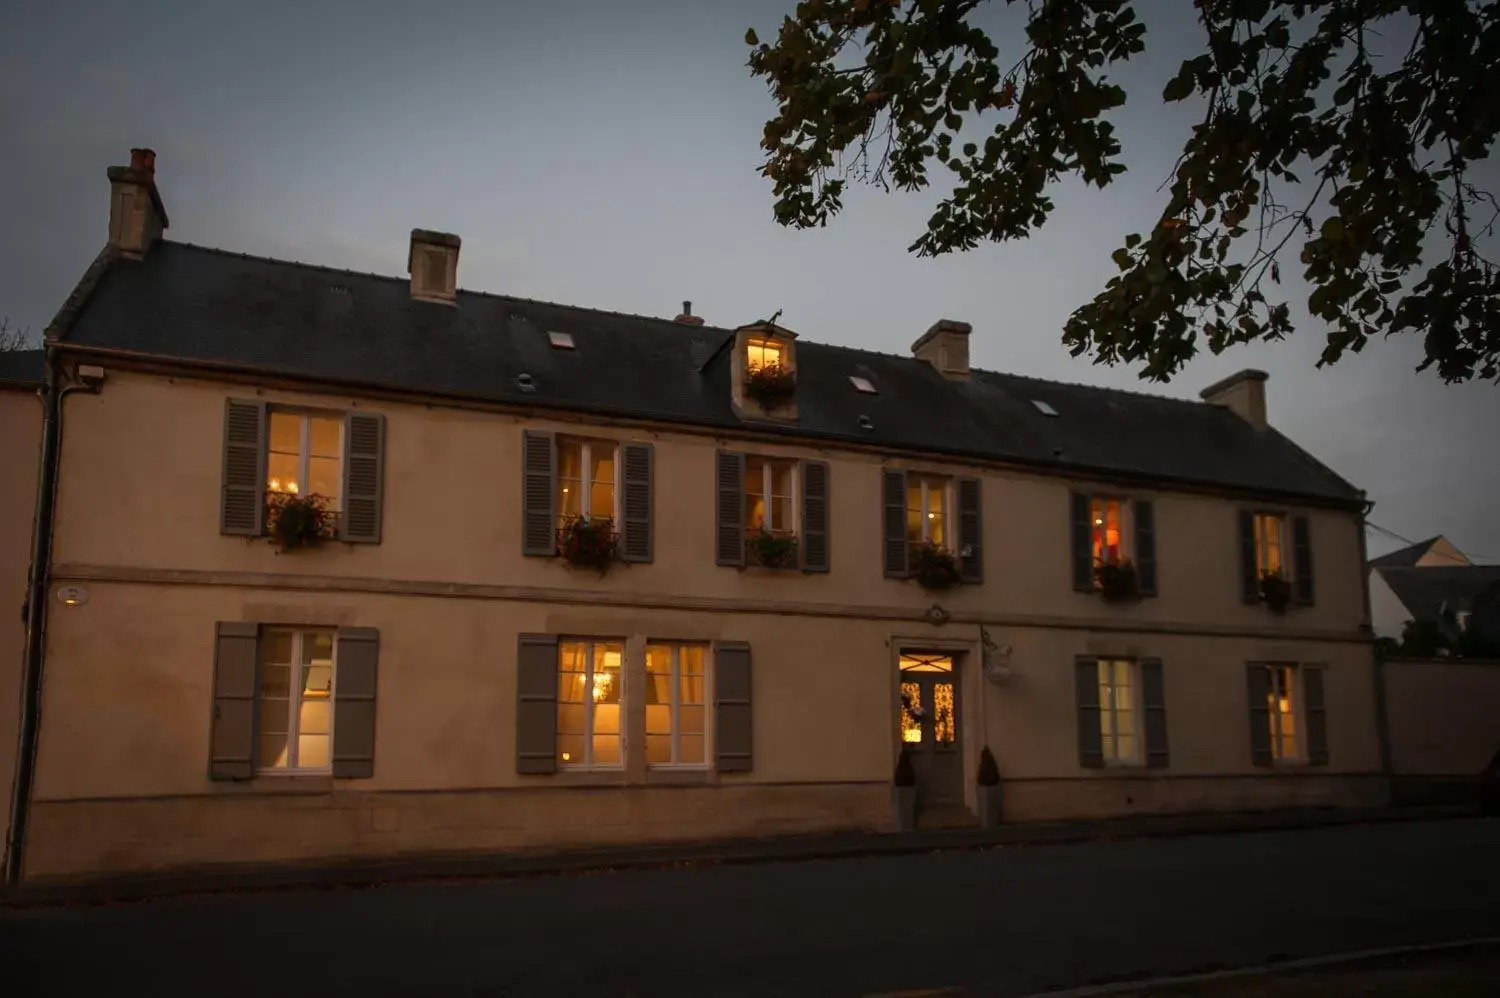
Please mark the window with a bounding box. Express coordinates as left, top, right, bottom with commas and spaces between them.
557, 439, 617, 526
746, 336, 784, 373
745, 457, 796, 536
1266, 664, 1299, 761
1032, 399, 1059, 416
1091, 497, 1130, 566
547, 330, 575, 349
1097, 659, 1139, 764
906, 476, 949, 546
850, 375, 877, 394
257, 629, 335, 771
267, 411, 343, 509
1254, 512, 1286, 577
557, 640, 623, 767
645, 644, 707, 766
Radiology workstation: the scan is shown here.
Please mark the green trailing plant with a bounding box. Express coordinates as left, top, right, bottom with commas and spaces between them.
893, 746, 916, 787
977, 746, 1001, 787
744, 362, 797, 408
266, 492, 336, 551
747, 526, 799, 569
1259, 571, 1293, 613
911, 540, 961, 590
1095, 559, 1139, 602
558, 516, 618, 571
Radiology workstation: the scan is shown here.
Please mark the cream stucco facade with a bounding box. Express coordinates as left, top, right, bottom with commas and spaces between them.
0, 379, 42, 859
21, 365, 1385, 881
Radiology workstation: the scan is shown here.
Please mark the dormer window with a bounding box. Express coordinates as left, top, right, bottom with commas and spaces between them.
746, 336, 785, 373
733, 322, 799, 419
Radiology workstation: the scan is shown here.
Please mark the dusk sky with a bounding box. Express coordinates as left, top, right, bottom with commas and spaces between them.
3, 0, 1496, 561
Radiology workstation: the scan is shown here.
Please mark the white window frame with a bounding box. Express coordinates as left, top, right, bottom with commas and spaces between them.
745, 457, 799, 537
1267, 663, 1302, 763
646, 643, 711, 769
557, 438, 620, 525
558, 639, 624, 770
258, 628, 337, 775
908, 476, 952, 546
1090, 496, 1133, 567
1097, 658, 1141, 766
267, 410, 345, 511
1254, 511, 1287, 578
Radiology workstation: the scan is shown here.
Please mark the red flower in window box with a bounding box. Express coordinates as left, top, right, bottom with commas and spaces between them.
744, 362, 797, 409
1259, 572, 1292, 613
265, 492, 337, 551
1095, 559, 1139, 602
558, 516, 619, 571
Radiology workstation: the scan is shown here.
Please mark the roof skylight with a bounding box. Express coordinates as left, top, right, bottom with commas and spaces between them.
548, 331, 575, 349
1031, 399, 1059, 417
850, 375, 877, 394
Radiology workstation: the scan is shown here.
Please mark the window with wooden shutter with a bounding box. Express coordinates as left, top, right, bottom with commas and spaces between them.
332, 627, 379, 778
221, 399, 267, 536
1247, 663, 1274, 766
1304, 665, 1329, 765
619, 442, 654, 563
882, 469, 908, 577
1238, 510, 1259, 603
1292, 514, 1315, 604
1140, 658, 1168, 768
1134, 500, 1157, 596
716, 450, 746, 566
714, 642, 752, 772
516, 634, 559, 774
1075, 655, 1104, 768
209, 622, 260, 780
522, 431, 557, 556
800, 459, 830, 572
341, 412, 385, 543
957, 476, 982, 583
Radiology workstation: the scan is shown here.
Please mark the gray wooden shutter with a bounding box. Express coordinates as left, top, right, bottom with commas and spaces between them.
800, 459, 830, 573
1304, 665, 1329, 765
209, 621, 259, 780
1134, 499, 1157, 596
1292, 514, 1315, 604
716, 450, 745, 567
619, 442, 654, 563
523, 431, 557, 557
341, 412, 386, 543
516, 633, 558, 774
1239, 510, 1259, 603
1140, 657, 1168, 768
714, 642, 753, 772
332, 627, 379, 778
957, 476, 982, 583
882, 469, 908, 577
1247, 663, 1273, 766
1070, 491, 1093, 590
220, 399, 266, 536
1075, 655, 1104, 768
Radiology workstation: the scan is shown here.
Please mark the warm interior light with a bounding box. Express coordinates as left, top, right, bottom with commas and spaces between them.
561, 752, 572, 762
270, 478, 282, 491
592, 672, 612, 702
1094, 517, 1104, 526
288, 482, 299, 493
62, 594, 80, 606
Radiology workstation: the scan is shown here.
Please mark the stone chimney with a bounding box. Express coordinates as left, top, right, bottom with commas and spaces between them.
912, 319, 971, 380
674, 301, 705, 326
106, 147, 169, 257
1200, 369, 1269, 429
408, 229, 461, 304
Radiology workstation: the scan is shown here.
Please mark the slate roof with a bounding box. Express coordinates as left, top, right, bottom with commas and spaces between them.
1369, 536, 1446, 568
0, 349, 43, 388
1377, 565, 1500, 622
58, 240, 1364, 505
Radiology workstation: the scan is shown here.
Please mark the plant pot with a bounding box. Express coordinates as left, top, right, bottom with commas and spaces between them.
892, 784, 918, 832
977, 783, 1003, 829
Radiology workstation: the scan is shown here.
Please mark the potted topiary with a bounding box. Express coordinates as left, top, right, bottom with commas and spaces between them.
558, 517, 618, 571
893, 747, 917, 832
746, 527, 799, 569
744, 361, 797, 409
266, 492, 337, 551
1095, 559, 1139, 602
1260, 571, 1292, 613
911, 541, 962, 590
976, 746, 1002, 829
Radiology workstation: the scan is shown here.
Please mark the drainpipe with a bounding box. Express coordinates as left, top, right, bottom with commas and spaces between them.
4, 348, 77, 886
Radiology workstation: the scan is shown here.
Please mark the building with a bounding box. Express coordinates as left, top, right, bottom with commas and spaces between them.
14, 150, 1384, 882
1368, 535, 1500, 643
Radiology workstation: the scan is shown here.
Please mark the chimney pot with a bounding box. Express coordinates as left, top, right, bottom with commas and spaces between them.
674, 300, 705, 326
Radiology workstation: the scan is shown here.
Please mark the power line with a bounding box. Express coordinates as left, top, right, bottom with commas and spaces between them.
1365, 521, 1495, 566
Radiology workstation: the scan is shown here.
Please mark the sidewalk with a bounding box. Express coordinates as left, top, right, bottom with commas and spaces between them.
1, 802, 1480, 907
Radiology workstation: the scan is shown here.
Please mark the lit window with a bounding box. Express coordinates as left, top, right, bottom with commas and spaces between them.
745, 456, 797, 536
557, 640, 623, 767
1264, 664, 1299, 761
267, 411, 343, 509
1091, 497, 1131, 567
746, 336, 784, 373
1032, 399, 1059, 416
850, 375, 877, 394
548, 330, 575, 349
257, 629, 335, 772
906, 476, 949, 547
1254, 512, 1285, 577
557, 439, 617, 527
899, 655, 956, 748
1096, 659, 1139, 764
645, 644, 707, 767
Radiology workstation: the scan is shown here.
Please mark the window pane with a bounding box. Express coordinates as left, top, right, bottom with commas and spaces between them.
678, 734, 704, 765
900, 682, 922, 743
1104, 500, 1123, 563
679, 673, 704, 706
308, 456, 341, 507
1115, 709, 1135, 736
933, 683, 955, 744
646, 733, 673, 765
906, 506, 923, 545
264, 631, 294, 664
298, 734, 330, 768
906, 481, 922, 515
1114, 734, 1136, 763
1112, 659, 1132, 688
268, 412, 301, 454
682, 646, 704, 677
589, 444, 616, 520
772, 497, 794, 534
299, 699, 330, 737
557, 703, 586, 735
645, 704, 672, 737
589, 480, 615, 521
260, 662, 291, 700
770, 462, 793, 499
927, 484, 945, 520
746, 495, 767, 531
593, 703, 621, 735
558, 672, 586, 703
305, 632, 333, 665
303, 664, 333, 699
259, 733, 290, 770
679, 704, 705, 736
930, 512, 945, 548
309, 416, 341, 458
558, 442, 582, 521
592, 729, 621, 765
557, 733, 585, 765
267, 452, 300, 494
1100, 705, 1114, 737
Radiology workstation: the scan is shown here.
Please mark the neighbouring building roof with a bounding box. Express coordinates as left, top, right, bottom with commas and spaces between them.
57, 241, 1364, 504
0, 348, 44, 388
1369, 536, 1448, 568
1376, 565, 1500, 622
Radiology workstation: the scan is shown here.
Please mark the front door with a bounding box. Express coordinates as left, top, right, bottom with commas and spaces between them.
899, 654, 962, 811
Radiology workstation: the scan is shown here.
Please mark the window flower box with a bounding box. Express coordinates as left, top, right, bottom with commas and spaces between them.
1259, 572, 1292, 613
911, 541, 962, 590
558, 516, 618, 571
744, 362, 797, 409
1095, 559, 1139, 602
746, 527, 799, 569
266, 492, 337, 551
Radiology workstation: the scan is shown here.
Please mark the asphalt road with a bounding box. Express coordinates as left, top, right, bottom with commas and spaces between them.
4, 818, 1499, 997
